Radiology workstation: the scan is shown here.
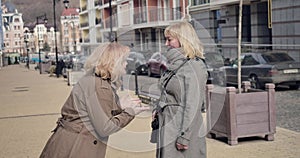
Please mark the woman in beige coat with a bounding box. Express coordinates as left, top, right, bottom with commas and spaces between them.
40, 42, 149, 158
153, 21, 208, 158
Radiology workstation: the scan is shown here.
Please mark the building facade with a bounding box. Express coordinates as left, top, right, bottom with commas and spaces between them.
189, 0, 300, 61
2, 8, 24, 55
79, 0, 188, 55
78, 0, 299, 61
61, 8, 81, 54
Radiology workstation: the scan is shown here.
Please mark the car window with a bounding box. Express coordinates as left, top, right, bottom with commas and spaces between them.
262, 53, 294, 63
242, 55, 259, 65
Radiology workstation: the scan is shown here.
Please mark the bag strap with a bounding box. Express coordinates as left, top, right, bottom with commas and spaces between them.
157, 58, 190, 112
162, 58, 190, 89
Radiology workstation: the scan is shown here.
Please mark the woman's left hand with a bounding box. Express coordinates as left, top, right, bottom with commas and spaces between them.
176, 143, 188, 151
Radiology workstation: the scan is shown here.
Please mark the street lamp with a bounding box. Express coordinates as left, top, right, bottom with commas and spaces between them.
36, 14, 48, 74
53, 0, 69, 77
24, 30, 30, 69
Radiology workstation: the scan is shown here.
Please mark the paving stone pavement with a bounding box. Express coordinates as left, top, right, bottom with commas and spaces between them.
0, 65, 299, 158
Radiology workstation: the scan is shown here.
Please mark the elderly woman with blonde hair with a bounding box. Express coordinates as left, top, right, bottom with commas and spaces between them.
40, 42, 149, 158
153, 21, 208, 158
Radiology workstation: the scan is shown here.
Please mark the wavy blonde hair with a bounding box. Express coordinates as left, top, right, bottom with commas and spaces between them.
164, 21, 204, 59
84, 42, 130, 86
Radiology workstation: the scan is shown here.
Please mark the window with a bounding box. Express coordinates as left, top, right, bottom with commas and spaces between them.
14, 18, 20, 22
242, 55, 259, 65
192, 0, 210, 6
262, 53, 294, 63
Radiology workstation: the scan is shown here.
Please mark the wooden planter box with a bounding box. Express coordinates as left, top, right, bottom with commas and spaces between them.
206, 82, 276, 145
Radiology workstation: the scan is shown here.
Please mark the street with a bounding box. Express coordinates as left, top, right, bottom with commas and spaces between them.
0, 65, 299, 157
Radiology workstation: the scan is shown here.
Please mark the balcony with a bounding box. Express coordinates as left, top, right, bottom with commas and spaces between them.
133, 7, 183, 25
80, 22, 89, 28
95, 0, 102, 6
83, 38, 90, 43
95, 18, 102, 25
81, 5, 87, 11
103, 14, 117, 29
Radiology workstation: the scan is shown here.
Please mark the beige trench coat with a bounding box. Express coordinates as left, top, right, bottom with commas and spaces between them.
40, 72, 135, 158
156, 48, 208, 158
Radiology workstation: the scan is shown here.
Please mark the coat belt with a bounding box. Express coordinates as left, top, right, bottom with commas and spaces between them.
52, 117, 83, 133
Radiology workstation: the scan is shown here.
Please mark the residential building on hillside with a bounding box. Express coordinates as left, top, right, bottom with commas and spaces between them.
1, 1, 62, 65
61, 8, 81, 54
2, 5, 24, 55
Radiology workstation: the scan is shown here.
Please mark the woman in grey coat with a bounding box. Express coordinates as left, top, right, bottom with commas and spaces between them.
40, 42, 149, 158
153, 21, 208, 158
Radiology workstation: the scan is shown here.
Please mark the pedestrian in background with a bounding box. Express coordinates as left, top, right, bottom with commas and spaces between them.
55, 59, 65, 77
153, 21, 208, 158
40, 42, 149, 158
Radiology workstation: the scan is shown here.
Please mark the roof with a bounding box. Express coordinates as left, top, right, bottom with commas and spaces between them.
3, 1, 16, 13
61, 8, 79, 16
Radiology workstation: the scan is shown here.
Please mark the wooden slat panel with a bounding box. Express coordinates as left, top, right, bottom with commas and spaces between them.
237, 112, 269, 125
237, 122, 269, 136
236, 92, 267, 104
236, 102, 269, 114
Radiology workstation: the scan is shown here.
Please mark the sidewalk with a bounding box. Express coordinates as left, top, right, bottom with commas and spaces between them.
0, 65, 299, 158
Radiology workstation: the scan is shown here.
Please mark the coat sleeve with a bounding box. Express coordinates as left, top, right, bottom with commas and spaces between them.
176, 63, 207, 146
85, 87, 135, 138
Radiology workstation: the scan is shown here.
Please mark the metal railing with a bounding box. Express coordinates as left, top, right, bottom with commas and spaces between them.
133, 7, 183, 25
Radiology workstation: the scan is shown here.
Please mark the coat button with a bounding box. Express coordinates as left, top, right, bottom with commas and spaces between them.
93, 140, 97, 145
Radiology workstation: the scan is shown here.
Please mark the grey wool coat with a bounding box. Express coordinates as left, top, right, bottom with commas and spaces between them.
155, 48, 208, 158
40, 71, 135, 158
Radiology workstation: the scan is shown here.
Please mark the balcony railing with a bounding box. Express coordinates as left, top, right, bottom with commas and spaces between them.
81, 5, 87, 11
80, 22, 89, 28
83, 38, 90, 43
95, 0, 102, 6
96, 37, 102, 43
103, 14, 117, 29
133, 7, 183, 25
95, 18, 102, 25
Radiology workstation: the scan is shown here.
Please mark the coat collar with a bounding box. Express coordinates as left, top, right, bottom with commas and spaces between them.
164, 48, 187, 71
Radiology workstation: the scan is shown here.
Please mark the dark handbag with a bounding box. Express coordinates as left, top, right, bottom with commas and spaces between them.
150, 112, 159, 143
151, 112, 159, 130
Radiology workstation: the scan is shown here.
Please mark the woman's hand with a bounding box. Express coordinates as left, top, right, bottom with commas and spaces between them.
120, 95, 149, 115
176, 143, 188, 151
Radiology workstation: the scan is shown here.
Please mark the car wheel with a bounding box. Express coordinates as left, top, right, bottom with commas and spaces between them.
249, 75, 261, 89
148, 67, 152, 77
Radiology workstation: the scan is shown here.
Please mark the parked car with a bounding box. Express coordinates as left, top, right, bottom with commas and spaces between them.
223, 51, 300, 89
147, 52, 168, 77
72, 54, 87, 71
126, 52, 148, 75
204, 52, 226, 86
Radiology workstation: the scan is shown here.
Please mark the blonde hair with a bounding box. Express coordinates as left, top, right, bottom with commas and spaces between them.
164, 21, 204, 59
84, 42, 130, 86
